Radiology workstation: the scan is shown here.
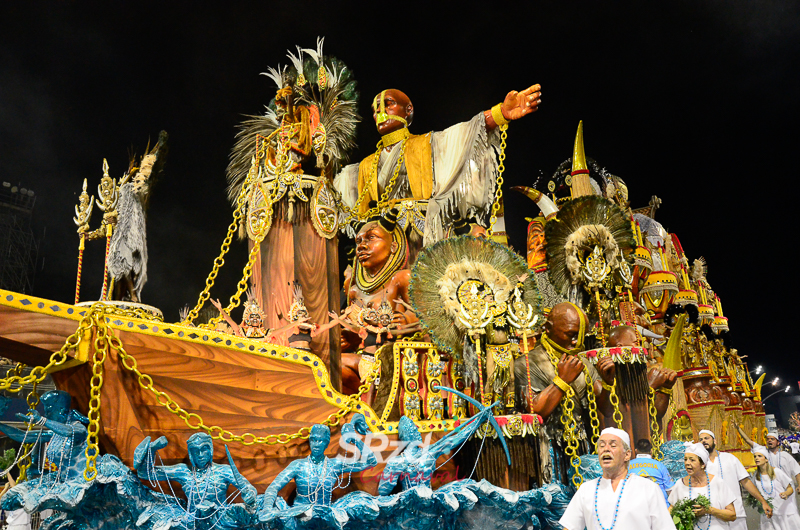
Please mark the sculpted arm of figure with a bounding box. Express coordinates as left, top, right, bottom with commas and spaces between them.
591, 357, 617, 420
225, 446, 257, 509
17, 410, 85, 441
329, 311, 361, 335
430, 407, 492, 458
269, 317, 309, 340
0, 420, 53, 444
210, 298, 243, 337
648, 367, 678, 422
530, 353, 584, 421
340, 415, 377, 473
740, 477, 773, 517
391, 271, 418, 326
483, 85, 542, 130
377, 459, 402, 496
262, 462, 299, 510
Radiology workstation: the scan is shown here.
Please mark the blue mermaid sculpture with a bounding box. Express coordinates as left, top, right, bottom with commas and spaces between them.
133, 432, 258, 529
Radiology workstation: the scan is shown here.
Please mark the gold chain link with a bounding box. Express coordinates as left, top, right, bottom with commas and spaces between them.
608, 381, 624, 429
341, 138, 409, 224
84, 310, 110, 481
107, 314, 381, 445
17, 380, 40, 482
584, 367, 601, 448
487, 124, 508, 236
648, 387, 663, 459
543, 342, 584, 488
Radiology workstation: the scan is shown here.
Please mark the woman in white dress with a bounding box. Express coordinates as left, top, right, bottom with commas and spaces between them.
753, 444, 800, 530
668, 442, 737, 530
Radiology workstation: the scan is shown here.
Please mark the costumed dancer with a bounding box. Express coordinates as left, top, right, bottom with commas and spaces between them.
736, 423, 800, 495
752, 444, 800, 530
668, 443, 737, 530
280, 281, 342, 351
559, 428, 675, 530
699, 428, 773, 527
333, 84, 542, 253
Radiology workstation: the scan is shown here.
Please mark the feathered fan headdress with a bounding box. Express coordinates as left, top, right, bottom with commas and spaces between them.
226, 37, 360, 205
545, 195, 636, 297
409, 236, 541, 355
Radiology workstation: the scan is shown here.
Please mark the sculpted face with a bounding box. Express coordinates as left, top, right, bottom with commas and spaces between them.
189, 438, 214, 469
372, 89, 413, 136
608, 327, 638, 347
356, 222, 396, 274
309, 430, 330, 460
597, 434, 630, 473
545, 303, 583, 351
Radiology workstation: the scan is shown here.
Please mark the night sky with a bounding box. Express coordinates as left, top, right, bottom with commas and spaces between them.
2, 3, 798, 411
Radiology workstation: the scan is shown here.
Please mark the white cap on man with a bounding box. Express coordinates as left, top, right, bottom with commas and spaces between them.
600, 427, 630, 448
699, 429, 715, 439
767, 432, 780, 440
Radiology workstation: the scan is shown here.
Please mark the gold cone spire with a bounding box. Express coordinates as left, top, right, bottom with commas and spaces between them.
570, 121, 594, 198
571, 120, 589, 176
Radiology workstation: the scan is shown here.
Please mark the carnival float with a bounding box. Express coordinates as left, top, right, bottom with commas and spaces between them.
0, 39, 767, 529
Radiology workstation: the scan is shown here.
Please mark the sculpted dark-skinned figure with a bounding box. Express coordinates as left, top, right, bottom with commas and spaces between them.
334, 85, 542, 255
606, 325, 677, 445
513, 302, 615, 480
335, 210, 419, 400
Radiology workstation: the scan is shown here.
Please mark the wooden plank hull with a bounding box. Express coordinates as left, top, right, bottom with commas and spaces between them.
0, 289, 362, 493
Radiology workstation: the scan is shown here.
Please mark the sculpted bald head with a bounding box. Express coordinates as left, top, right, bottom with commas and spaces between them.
544, 302, 586, 351
608, 325, 638, 347
372, 89, 414, 135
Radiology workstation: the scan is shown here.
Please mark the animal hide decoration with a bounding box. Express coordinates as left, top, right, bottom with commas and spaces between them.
107, 182, 148, 301
107, 131, 168, 302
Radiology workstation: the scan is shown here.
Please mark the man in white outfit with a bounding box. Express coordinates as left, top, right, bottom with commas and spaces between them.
559, 427, 676, 530
699, 428, 773, 529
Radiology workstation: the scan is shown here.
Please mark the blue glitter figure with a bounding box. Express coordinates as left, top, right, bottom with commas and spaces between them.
0, 390, 88, 482
133, 433, 258, 529
259, 413, 377, 525
377, 408, 494, 494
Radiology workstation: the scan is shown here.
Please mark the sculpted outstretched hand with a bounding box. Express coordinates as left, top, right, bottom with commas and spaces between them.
501, 84, 542, 120
596, 357, 616, 385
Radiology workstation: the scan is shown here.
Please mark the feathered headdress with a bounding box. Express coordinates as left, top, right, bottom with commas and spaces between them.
545, 196, 636, 297
409, 236, 541, 355
226, 37, 360, 204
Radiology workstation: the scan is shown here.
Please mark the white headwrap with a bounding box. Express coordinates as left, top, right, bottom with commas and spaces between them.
699, 429, 715, 439
752, 444, 770, 459
600, 427, 630, 448
686, 442, 709, 464
767, 432, 780, 440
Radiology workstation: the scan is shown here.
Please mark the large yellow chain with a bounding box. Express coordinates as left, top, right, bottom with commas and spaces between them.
608, 382, 624, 429
84, 310, 110, 481
584, 367, 601, 448
487, 124, 508, 236
0, 330, 78, 393
107, 317, 381, 445
17, 379, 40, 482
543, 343, 585, 488
648, 387, 663, 459
181, 176, 252, 326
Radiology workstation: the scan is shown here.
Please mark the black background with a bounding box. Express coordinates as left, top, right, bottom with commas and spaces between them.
1, 2, 797, 411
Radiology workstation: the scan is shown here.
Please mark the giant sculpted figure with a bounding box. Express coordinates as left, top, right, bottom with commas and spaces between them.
334, 86, 542, 250
513, 302, 616, 479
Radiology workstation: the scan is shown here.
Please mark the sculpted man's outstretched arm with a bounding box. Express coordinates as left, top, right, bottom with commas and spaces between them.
483, 84, 542, 130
